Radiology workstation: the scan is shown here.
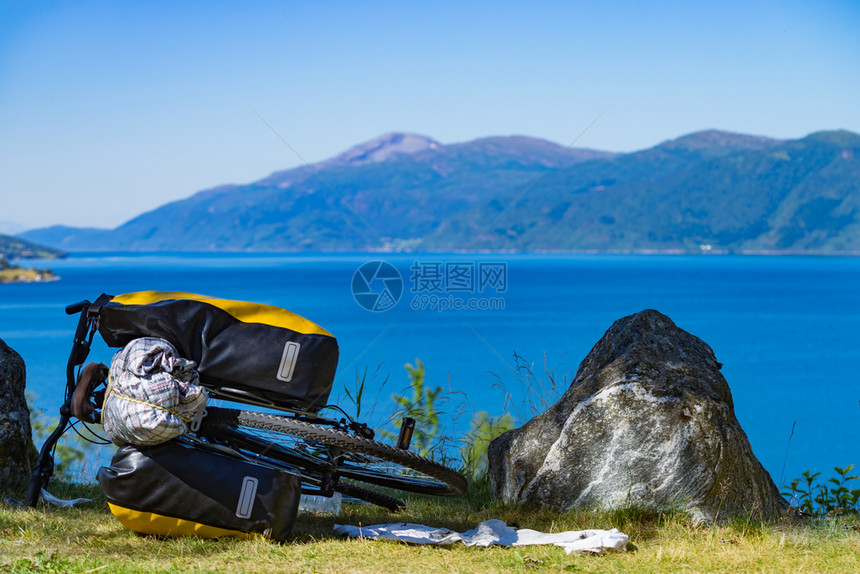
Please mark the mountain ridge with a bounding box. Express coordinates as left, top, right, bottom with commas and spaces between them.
0, 234, 65, 260
424, 129, 859, 253
19, 129, 860, 254
326, 132, 441, 165
22, 133, 612, 251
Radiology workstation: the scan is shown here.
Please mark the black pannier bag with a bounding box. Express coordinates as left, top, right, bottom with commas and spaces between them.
90, 291, 338, 412
97, 440, 301, 541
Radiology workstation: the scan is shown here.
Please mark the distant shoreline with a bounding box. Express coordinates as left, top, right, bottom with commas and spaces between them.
0, 267, 59, 284
41, 248, 860, 258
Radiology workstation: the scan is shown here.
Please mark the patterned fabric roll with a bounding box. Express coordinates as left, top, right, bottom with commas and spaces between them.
103, 337, 207, 446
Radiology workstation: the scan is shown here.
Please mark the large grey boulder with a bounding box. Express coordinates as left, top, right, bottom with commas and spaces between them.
0, 337, 36, 492
488, 310, 786, 522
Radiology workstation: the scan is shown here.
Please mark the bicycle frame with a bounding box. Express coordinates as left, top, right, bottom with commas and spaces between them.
25, 297, 422, 509
25, 300, 99, 506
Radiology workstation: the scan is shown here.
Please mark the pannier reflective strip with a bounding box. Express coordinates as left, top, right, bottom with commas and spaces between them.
107, 503, 255, 540
236, 476, 259, 519
277, 342, 301, 382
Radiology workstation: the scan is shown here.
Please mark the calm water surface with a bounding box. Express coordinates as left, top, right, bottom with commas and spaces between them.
1, 253, 857, 485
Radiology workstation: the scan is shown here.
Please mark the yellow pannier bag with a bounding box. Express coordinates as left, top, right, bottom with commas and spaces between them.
89, 291, 339, 412
97, 440, 301, 541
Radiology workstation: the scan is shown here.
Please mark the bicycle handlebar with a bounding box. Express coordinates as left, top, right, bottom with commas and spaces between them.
65, 300, 90, 315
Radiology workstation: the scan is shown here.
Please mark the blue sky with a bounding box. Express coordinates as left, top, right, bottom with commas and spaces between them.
1, 0, 858, 230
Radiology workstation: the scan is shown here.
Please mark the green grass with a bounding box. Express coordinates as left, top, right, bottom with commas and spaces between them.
2, 481, 859, 573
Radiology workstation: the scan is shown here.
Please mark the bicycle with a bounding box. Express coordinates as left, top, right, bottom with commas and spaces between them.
25, 292, 467, 512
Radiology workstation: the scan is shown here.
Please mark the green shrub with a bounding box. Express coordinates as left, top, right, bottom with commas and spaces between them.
29, 407, 88, 481
459, 411, 514, 481
379, 359, 447, 459
783, 465, 860, 515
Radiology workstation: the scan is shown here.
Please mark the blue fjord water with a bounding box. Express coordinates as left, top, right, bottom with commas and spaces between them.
1, 253, 858, 486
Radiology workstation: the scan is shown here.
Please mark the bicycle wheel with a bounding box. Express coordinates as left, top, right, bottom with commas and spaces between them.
200, 407, 467, 497
190, 421, 407, 511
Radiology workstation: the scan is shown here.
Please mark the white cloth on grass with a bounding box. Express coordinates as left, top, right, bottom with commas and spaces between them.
333, 519, 628, 554
40, 489, 92, 508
